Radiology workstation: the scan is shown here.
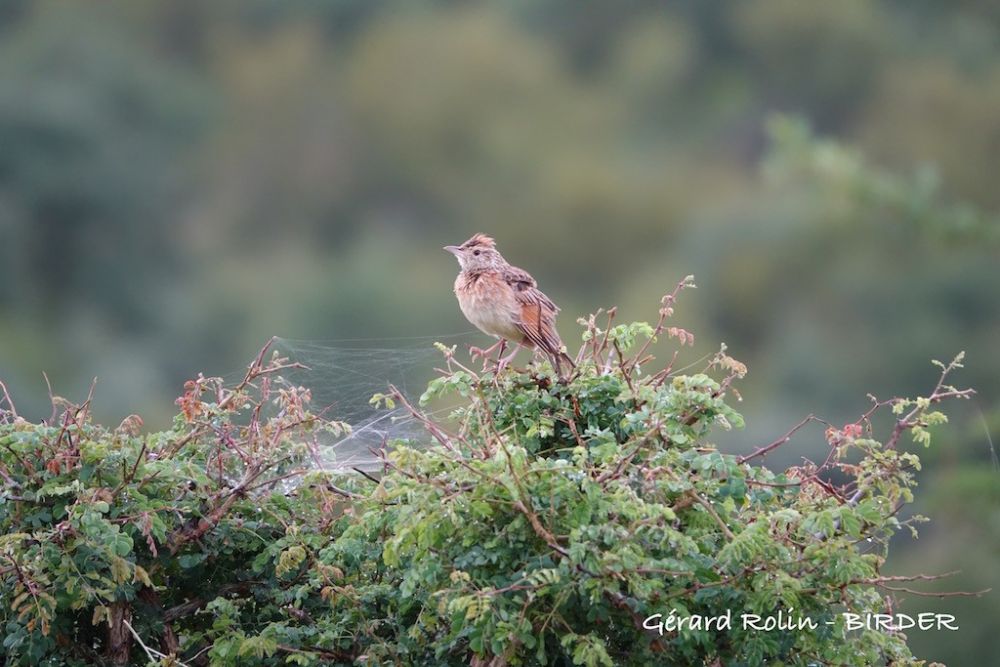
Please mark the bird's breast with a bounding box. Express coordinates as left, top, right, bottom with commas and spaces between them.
454, 272, 524, 341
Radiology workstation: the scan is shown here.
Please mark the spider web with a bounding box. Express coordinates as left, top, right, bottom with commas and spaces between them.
243, 332, 482, 472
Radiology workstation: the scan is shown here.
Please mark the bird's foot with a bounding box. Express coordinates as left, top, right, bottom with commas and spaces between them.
470, 340, 504, 360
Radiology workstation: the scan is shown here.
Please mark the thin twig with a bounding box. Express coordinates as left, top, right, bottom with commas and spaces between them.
389, 385, 457, 452
325, 482, 362, 499
686, 489, 735, 541
738, 415, 818, 464
874, 584, 991, 598
352, 467, 381, 484
123, 619, 191, 667
0, 379, 17, 419
43, 371, 57, 423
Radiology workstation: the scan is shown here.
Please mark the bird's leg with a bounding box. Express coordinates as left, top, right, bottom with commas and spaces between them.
496, 341, 521, 374
485, 339, 509, 373
494, 339, 508, 366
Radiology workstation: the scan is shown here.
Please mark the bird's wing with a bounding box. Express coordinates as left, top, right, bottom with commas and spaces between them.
503, 266, 563, 355
502, 266, 558, 310
501, 265, 536, 289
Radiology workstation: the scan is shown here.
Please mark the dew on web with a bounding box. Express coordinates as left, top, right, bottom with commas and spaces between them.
231, 332, 481, 472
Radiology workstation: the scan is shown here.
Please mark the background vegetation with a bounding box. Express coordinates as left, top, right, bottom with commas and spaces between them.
0, 1, 997, 663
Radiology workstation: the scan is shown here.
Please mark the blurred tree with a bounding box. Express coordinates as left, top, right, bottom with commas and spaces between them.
733, 0, 887, 129
0, 3, 211, 329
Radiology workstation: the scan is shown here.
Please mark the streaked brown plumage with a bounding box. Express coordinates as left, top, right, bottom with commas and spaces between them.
444, 233, 573, 376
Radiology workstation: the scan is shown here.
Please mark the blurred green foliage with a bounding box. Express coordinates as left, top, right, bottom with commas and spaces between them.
0, 1, 998, 663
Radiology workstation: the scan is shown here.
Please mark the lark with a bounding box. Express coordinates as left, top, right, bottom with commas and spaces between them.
445, 233, 574, 376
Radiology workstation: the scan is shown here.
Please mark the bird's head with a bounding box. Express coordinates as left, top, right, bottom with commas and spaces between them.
444, 233, 505, 271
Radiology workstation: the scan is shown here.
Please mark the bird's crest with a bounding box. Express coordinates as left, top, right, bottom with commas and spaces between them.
461, 233, 496, 250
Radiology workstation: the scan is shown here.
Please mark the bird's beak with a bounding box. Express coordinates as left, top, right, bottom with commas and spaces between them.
443, 245, 461, 255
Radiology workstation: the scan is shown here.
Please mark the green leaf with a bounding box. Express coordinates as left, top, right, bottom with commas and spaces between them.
178, 553, 207, 569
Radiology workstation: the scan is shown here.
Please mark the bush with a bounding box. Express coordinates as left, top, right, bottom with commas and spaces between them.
0, 279, 974, 665
0, 348, 354, 666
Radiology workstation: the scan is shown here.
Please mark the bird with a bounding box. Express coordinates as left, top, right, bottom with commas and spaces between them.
444, 233, 574, 376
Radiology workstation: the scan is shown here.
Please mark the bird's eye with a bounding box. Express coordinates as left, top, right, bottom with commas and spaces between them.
473, 250, 481, 256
